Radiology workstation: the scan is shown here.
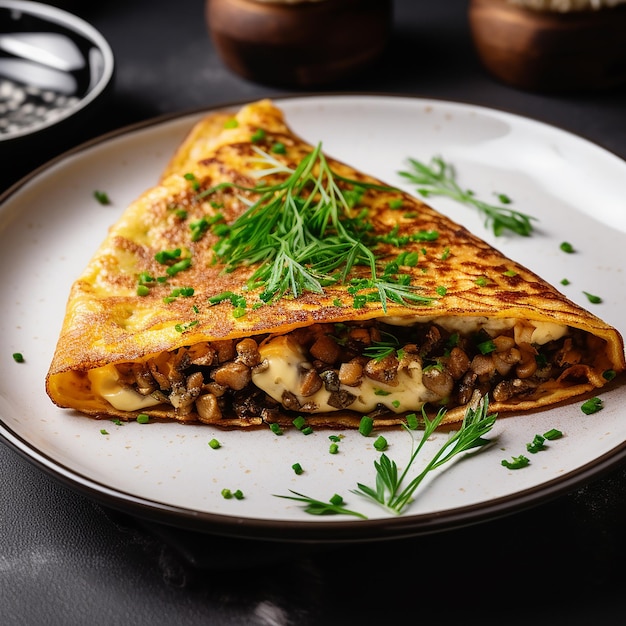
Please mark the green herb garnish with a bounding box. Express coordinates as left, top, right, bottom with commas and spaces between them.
581, 397, 603, 415
398, 156, 536, 237
543, 428, 563, 441
277, 398, 496, 518
358, 415, 374, 436
93, 190, 110, 205
269, 422, 283, 435
205, 145, 434, 311
373, 436, 388, 451
583, 291, 602, 304
363, 332, 400, 361
526, 434, 546, 454
353, 398, 495, 515
12, 352, 24, 363
501, 455, 530, 470
292, 416, 307, 430
174, 320, 198, 333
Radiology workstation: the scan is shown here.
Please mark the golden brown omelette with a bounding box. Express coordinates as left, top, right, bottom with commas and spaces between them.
45, 99, 626, 428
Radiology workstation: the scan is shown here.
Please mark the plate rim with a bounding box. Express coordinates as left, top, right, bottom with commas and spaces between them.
2, 91, 626, 542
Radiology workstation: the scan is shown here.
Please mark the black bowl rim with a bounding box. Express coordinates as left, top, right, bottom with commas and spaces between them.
0, 0, 115, 142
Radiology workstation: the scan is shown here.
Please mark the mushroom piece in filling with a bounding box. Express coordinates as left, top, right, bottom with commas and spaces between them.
102, 315, 592, 423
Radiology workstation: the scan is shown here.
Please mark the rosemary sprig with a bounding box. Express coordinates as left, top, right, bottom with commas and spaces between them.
204, 144, 434, 311
353, 397, 496, 515
398, 156, 536, 237
275, 397, 497, 519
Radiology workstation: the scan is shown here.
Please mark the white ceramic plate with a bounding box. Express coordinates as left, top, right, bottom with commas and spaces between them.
2, 94, 625, 542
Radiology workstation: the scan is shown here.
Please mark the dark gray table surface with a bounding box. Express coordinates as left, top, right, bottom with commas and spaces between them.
2, 1, 626, 624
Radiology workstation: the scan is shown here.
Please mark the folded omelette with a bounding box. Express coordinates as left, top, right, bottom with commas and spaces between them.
45, 99, 626, 428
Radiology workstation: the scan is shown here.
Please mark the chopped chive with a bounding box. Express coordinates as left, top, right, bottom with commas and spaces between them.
233, 489, 244, 500
329, 442, 339, 454
100, 429, 109, 435
166, 258, 192, 276
560, 278, 571, 286
543, 428, 563, 440
358, 415, 374, 436
373, 436, 388, 451
603, 369, 616, 381
292, 462, 304, 475
329, 494, 343, 506
208, 291, 236, 305
269, 422, 283, 435
251, 128, 266, 143
301, 426, 314, 435
175, 320, 198, 333
405, 412, 419, 430
271, 141, 286, 154
560, 241, 575, 253
155, 248, 181, 264
136, 413, 149, 424
501, 455, 530, 469
477, 339, 496, 355
292, 416, 307, 430
93, 190, 110, 205
12, 352, 24, 363
184, 172, 200, 191
581, 397, 603, 415
526, 434, 546, 454
221, 488, 233, 499
208, 438, 221, 449
137, 284, 150, 296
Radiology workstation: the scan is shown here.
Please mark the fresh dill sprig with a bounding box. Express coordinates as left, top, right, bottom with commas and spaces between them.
204, 144, 435, 311
275, 397, 497, 519
398, 156, 536, 237
274, 491, 368, 519
362, 331, 400, 361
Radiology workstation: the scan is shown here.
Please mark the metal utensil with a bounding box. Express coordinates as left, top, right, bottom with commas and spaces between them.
0, 57, 77, 94
0, 32, 85, 72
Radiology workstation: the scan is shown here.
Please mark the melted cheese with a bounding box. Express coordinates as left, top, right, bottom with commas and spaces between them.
252, 317, 569, 414
252, 335, 435, 414
382, 315, 567, 345
89, 316, 570, 414
89, 364, 162, 411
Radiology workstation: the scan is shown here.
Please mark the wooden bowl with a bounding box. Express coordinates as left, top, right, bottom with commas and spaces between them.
206, 0, 393, 88
468, 0, 626, 92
